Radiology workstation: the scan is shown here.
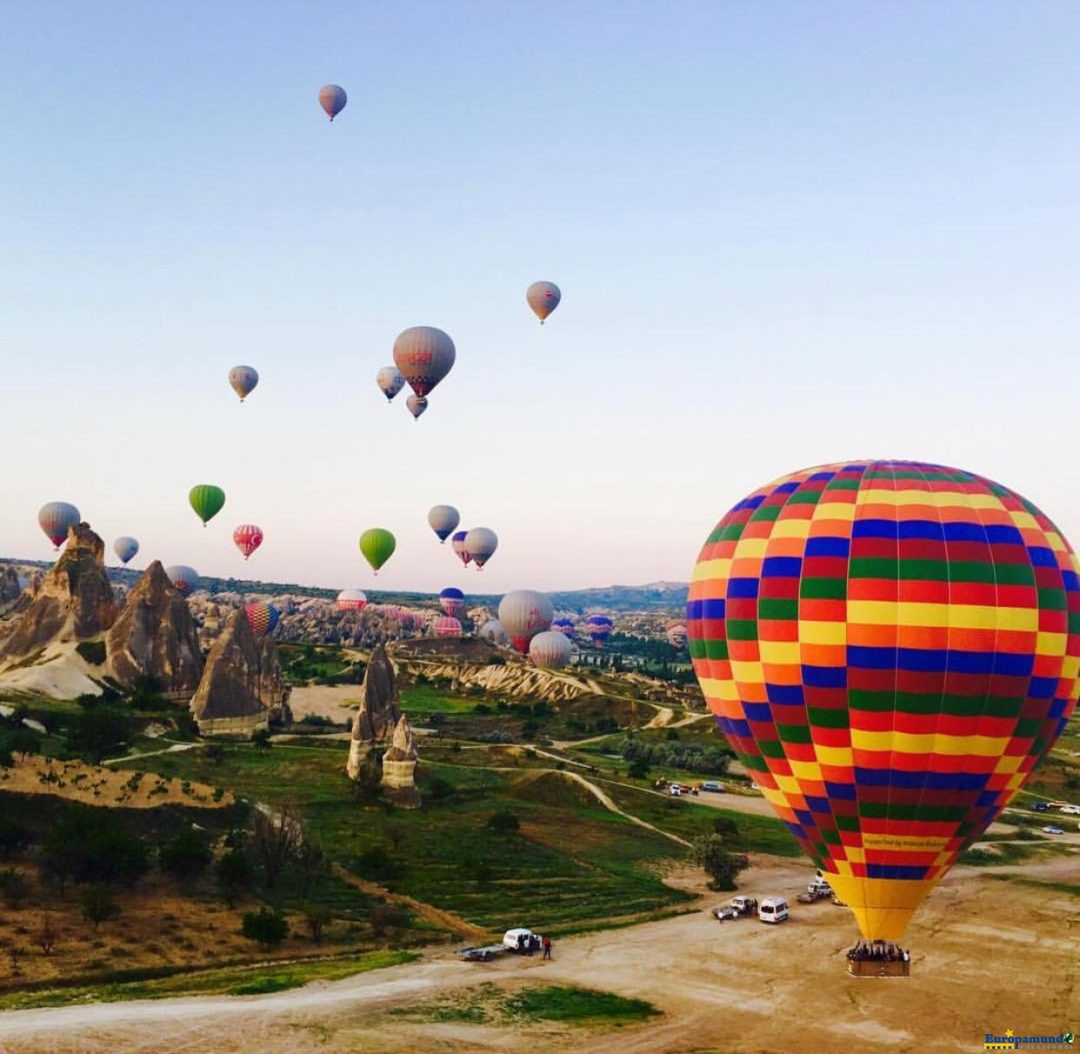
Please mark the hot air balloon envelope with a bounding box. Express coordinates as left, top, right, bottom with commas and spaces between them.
337, 588, 368, 611
38, 502, 81, 550
245, 602, 280, 636
498, 590, 554, 653
439, 587, 465, 619
376, 366, 405, 402
406, 395, 428, 420
464, 527, 498, 569
393, 326, 456, 398
113, 537, 139, 565
189, 485, 225, 526
686, 460, 1080, 945
233, 524, 263, 560
229, 366, 259, 402
451, 530, 472, 567
529, 630, 573, 669
165, 565, 199, 598
432, 615, 462, 639
428, 505, 460, 543
319, 84, 347, 121
527, 281, 561, 323
585, 615, 614, 647
359, 528, 396, 574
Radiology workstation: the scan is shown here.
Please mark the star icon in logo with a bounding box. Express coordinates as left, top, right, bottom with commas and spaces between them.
1005, 1031, 1015, 1038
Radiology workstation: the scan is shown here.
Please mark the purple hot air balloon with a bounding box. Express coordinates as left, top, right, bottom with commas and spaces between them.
585, 614, 614, 648
439, 587, 465, 619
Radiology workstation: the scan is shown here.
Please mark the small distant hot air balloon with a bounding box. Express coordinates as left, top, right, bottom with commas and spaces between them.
452, 530, 472, 567
189, 485, 225, 527
498, 590, 554, 653
464, 527, 498, 570
393, 326, 455, 398
406, 395, 428, 420
529, 630, 573, 669
552, 618, 575, 637
428, 504, 460, 543
376, 366, 405, 403
229, 366, 259, 402
245, 602, 280, 637
666, 622, 688, 650
585, 615, 614, 648
439, 587, 465, 619
319, 84, 347, 121
337, 588, 368, 611
359, 528, 396, 575
233, 524, 264, 560
432, 615, 462, 639
165, 565, 199, 598
38, 502, 81, 550
113, 537, 139, 565
479, 619, 509, 646
527, 281, 561, 324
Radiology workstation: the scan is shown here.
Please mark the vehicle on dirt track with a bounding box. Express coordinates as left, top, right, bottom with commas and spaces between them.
1032, 801, 1051, 812
758, 897, 790, 924
711, 895, 758, 921
1042, 825, 1065, 835
701, 781, 725, 793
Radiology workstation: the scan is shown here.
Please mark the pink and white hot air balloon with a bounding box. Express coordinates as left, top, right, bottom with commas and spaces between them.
337, 588, 368, 612
233, 524, 264, 560
498, 590, 554, 654
432, 615, 462, 639
529, 630, 573, 670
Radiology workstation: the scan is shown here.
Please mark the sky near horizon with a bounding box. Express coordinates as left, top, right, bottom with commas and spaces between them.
2, 2, 1079, 595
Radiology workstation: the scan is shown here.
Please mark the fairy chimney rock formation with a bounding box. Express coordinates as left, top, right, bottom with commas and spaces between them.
0, 566, 20, 607
346, 643, 401, 779
106, 561, 205, 699
0, 524, 118, 661
380, 714, 420, 806
190, 610, 284, 738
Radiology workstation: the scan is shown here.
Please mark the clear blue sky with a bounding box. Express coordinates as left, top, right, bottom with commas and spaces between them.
2, 1, 1079, 594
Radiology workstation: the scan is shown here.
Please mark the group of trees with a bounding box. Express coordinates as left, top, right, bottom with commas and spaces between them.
690, 818, 750, 891
617, 734, 732, 776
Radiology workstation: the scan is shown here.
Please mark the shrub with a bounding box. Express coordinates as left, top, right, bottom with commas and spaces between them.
357, 845, 404, 882
369, 903, 409, 936
66, 708, 132, 764
0, 868, 30, 908
251, 728, 272, 750
7, 731, 41, 760
75, 641, 106, 666
241, 907, 288, 949
689, 835, 749, 891
41, 809, 149, 891
0, 818, 32, 859
486, 810, 520, 833
159, 829, 212, 881
216, 849, 255, 906
425, 776, 454, 802
81, 887, 121, 931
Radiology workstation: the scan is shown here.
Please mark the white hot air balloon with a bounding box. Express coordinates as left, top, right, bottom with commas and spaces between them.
393, 326, 456, 398
498, 590, 554, 653
113, 537, 139, 565
529, 630, 573, 669
376, 366, 405, 403
428, 504, 460, 544
479, 619, 509, 646
464, 527, 498, 570
337, 588, 368, 612
527, 281, 561, 324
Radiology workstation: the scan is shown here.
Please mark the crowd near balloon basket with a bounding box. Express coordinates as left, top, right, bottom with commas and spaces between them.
846, 941, 912, 978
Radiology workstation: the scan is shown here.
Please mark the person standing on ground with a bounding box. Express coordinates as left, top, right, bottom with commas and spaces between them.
542, 935, 552, 960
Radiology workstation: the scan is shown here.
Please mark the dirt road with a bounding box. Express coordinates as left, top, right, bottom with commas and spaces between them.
2, 858, 1074, 1054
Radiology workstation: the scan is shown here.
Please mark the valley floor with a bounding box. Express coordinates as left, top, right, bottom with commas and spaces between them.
0, 857, 1074, 1054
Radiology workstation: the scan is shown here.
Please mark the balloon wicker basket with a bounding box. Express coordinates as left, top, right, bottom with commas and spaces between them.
846, 944, 911, 978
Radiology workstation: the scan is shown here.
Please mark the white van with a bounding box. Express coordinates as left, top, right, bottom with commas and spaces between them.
758, 897, 790, 924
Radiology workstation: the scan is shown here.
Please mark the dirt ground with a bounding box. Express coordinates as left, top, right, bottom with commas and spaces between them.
1, 856, 1075, 1054
287, 685, 359, 725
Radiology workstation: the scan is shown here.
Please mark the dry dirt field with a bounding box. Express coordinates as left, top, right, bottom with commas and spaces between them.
1, 857, 1074, 1054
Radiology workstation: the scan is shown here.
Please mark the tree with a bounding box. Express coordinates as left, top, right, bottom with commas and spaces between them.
36, 914, 58, 955
486, 810, 520, 833
292, 839, 329, 902
369, 903, 409, 936
0, 868, 29, 908
81, 886, 121, 931
241, 907, 288, 949
251, 808, 301, 889
628, 757, 650, 780
689, 835, 749, 892
159, 829, 212, 881
251, 728, 272, 750
351, 748, 383, 798
303, 904, 331, 944
7, 731, 41, 761
0, 818, 32, 860
66, 708, 132, 764
41, 810, 148, 892
216, 849, 255, 906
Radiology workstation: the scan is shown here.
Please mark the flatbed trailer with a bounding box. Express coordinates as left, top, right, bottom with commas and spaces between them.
458, 944, 507, 962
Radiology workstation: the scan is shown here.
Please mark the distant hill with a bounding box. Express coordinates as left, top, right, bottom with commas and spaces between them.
0, 558, 688, 613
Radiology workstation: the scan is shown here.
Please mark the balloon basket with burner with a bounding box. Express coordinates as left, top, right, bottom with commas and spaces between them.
846, 942, 910, 978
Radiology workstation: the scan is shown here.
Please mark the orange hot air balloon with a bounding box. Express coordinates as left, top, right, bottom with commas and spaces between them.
686, 461, 1080, 951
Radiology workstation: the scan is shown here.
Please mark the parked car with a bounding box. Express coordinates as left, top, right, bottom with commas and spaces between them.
668, 786, 682, 797
731, 895, 758, 917
1031, 802, 1051, 812
701, 781, 725, 793
1059, 804, 1080, 815
711, 904, 738, 921
758, 897, 790, 924
1042, 825, 1065, 835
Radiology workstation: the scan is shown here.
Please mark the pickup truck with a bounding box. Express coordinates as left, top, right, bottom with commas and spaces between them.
797, 879, 833, 903
712, 895, 758, 920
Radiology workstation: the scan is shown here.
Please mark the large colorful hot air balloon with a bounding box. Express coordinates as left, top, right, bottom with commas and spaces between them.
464, 527, 498, 570
113, 537, 139, 565
393, 326, 455, 398
428, 505, 460, 544
245, 602, 280, 637
189, 485, 225, 527
319, 84, 347, 121
233, 524, 264, 560
439, 587, 465, 619
452, 530, 472, 567
526, 281, 561, 324
479, 619, 509, 646
376, 366, 405, 403
529, 630, 573, 669
498, 590, 554, 653
359, 528, 396, 575
336, 588, 368, 611
406, 395, 428, 420
432, 615, 462, 639
38, 502, 80, 550
585, 615, 614, 647
552, 618, 575, 637
686, 460, 1080, 953
229, 366, 259, 402
666, 622, 688, 650
165, 565, 199, 598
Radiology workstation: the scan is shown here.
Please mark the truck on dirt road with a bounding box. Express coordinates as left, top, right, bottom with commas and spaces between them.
459, 927, 543, 961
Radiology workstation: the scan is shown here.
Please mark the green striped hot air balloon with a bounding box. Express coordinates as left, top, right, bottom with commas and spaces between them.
189, 484, 226, 527
359, 528, 396, 575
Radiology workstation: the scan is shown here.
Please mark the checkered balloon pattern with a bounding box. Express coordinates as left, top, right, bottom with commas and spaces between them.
686, 461, 1080, 940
